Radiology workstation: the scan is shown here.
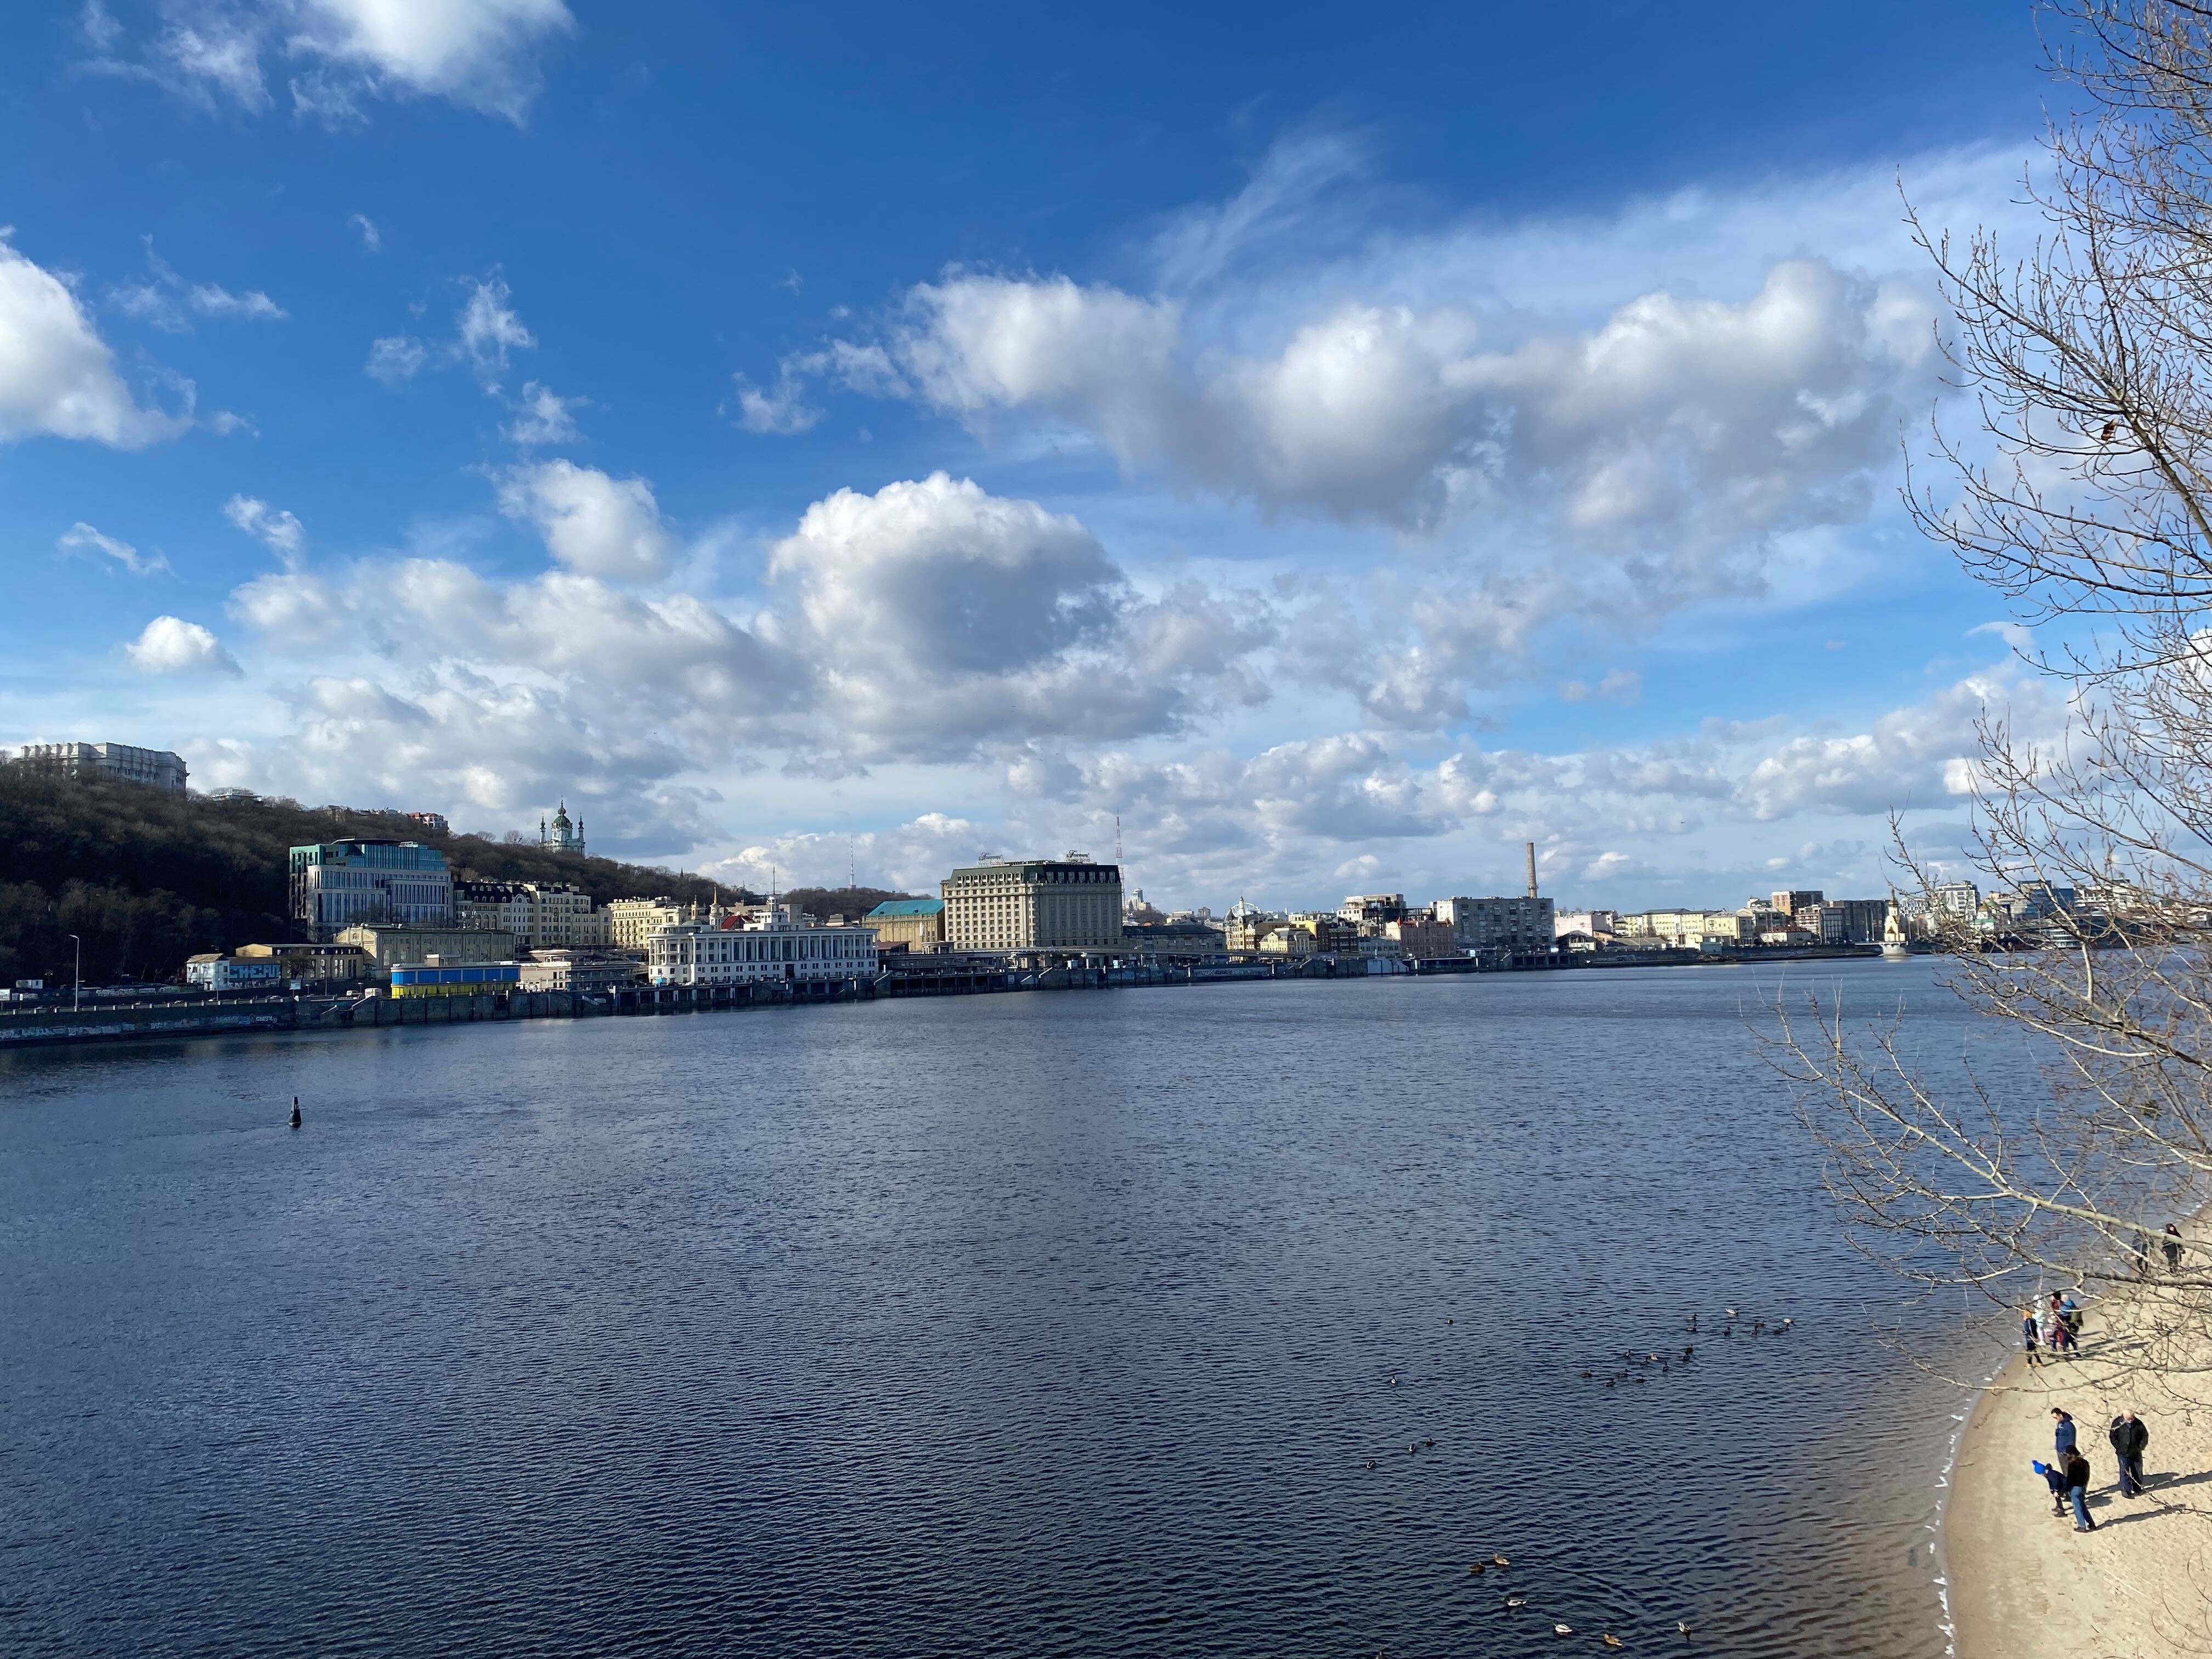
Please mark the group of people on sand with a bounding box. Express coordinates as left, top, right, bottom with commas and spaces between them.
2022, 1290, 2083, 1366
2128, 1222, 2187, 1279
2033, 1406, 2153, 1533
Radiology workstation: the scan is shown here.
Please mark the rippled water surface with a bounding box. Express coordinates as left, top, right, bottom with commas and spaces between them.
0, 961, 2023, 1656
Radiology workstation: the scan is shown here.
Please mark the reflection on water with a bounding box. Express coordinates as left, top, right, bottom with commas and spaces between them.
0, 960, 2027, 1656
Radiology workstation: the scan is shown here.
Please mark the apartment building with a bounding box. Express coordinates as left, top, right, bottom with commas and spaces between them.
454, 880, 609, 949
1435, 895, 1557, 953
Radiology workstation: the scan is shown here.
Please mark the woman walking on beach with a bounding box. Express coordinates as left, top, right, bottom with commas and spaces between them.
2022, 1306, 2042, 1368
2165, 1224, 2185, 1274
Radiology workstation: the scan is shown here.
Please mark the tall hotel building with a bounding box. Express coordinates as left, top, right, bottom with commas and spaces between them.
941, 856, 1123, 952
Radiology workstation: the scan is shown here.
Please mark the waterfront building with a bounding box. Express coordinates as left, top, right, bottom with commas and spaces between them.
1738, 899, 1792, 936
1287, 912, 1363, 955
605, 897, 695, 950
1258, 925, 1315, 958
16, 740, 188, 791
1223, 913, 1288, 952
518, 950, 644, 993
941, 856, 1122, 952
1435, 895, 1557, 953
865, 898, 946, 950
455, 880, 608, 949
648, 919, 878, 986
539, 800, 586, 857
290, 840, 454, 940
1121, 920, 1226, 957
1771, 889, 1825, 917
390, 960, 521, 998
336, 923, 517, 971
1339, 893, 1408, 927
1932, 879, 1982, 919
232, 941, 373, 983
1793, 898, 1889, 944
1554, 909, 1618, 940
1386, 917, 1459, 957
1640, 909, 1753, 948
183, 953, 284, 991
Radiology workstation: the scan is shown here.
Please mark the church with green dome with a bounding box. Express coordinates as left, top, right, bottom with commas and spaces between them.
539, 800, 586, 857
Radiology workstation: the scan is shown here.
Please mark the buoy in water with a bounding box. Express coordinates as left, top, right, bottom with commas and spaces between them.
289, 1097, 302, 1129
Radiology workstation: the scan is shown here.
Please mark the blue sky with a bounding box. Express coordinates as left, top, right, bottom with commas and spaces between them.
0, 1, 2067, 908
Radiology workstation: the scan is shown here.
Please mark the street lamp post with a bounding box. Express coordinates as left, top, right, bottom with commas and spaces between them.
67, 933, 80, 1013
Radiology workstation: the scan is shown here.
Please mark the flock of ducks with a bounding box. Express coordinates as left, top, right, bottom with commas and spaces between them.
1579, 1311, 1796, 1390
1450, 1553, 1692, 1648
1364, 1305, 1795, 1649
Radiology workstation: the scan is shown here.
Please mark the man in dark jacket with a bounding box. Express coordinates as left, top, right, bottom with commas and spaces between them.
2063, 1447, 2097, 1531
2052, 1408, 2078, 1457
2108, 1412, 2150, 1497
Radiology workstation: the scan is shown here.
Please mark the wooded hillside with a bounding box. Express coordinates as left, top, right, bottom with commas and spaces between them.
0, 763, 755, 985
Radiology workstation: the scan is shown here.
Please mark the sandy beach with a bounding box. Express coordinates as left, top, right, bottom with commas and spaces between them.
1946, 1289, 2212, 1656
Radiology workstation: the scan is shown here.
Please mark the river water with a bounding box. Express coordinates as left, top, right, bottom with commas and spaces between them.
0, 958, 2025, 1657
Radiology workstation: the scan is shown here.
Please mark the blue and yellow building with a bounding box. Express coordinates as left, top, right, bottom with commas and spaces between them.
389, 961, 520, 999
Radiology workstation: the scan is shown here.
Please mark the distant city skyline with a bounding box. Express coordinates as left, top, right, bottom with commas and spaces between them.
0, 1, 2055, 910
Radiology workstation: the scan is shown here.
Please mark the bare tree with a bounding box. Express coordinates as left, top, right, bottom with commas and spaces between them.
1778, 0, 2212, 1393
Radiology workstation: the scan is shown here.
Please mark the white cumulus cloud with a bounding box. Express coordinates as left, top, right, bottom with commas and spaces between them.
0, 237, 187, 447
126, 614, 240, 675
499, 459, 676, 581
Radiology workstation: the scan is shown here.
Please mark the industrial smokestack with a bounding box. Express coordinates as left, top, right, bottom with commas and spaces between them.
1525, 841, 1538, 899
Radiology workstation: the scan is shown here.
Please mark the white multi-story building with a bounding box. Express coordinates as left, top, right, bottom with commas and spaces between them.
648, 920, 878, 986
18, 741, 188, 791
941, 856, 1122, 952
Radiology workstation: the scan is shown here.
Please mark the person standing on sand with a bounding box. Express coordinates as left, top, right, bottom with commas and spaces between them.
2042, 1304, 2073, 1359
2108, 1412, 2150, 1497
2022, 1307, 2042, 1368
2165, 1223, 2185, 1273
2062, 1446, 2097, 1531
2052, 1408, 2078, 1458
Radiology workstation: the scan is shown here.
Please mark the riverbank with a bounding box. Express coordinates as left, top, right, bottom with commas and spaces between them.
1946, 1274, 2212, 1656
